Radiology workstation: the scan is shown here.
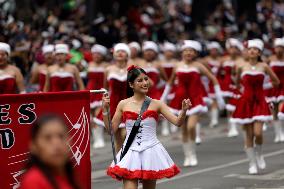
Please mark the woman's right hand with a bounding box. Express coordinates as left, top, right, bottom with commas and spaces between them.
102, 92, 110, 111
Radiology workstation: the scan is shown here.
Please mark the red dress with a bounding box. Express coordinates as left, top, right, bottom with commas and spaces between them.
49, 71, 74, 92
231, 71, 272, 124
169, 67, 208, 115
20, 167, 73, 189
39, 71, 47, 92
0, 74, 17, 94
94, 72, 127, 127
208, 60, 222, 98
219, 60, 235, 97
267, 61, 284, 103
161, 63, 176, 100
86, 67, 105, 108
144, 67, 162, 99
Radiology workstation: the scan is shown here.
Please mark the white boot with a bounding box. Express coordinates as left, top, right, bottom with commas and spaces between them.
227, 122, 239, 137
274, 121, 281, 143
188, 140, 198, 166
255, 145, 266, 170
245, 147, 258, 174
182, 142, 190, 167
263, 122, 268, 131
161, 119, 170, 136
209, 108, 219, 128
93, 126, 105, 149
195, 122, 202, 144
170, 123, 178, 133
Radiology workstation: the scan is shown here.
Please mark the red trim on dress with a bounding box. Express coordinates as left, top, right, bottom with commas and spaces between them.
107, 164, 180, 181
122, 110, 159, 123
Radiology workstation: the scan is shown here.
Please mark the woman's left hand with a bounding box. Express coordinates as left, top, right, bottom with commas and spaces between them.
182, 99, 192, 111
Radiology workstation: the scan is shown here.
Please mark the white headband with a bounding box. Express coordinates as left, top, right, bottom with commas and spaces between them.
114, 43, 131, 58
181, 40, 202, 52
55, 44, 69, 54
225, 38, 244, 51
274, 38, 284, 47
247, 39, 264, 51
128, 42, 141, 52
91, 44, 107, 56
142, 41, 159, 53
0, 42, 11, 55
162, 42, 176, 52
42, 44, 54, 54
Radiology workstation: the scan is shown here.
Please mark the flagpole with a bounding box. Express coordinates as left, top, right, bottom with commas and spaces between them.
89, 89, 117, 164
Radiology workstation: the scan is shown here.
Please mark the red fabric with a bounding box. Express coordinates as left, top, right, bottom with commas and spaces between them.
39, 73, 46, 92
50, 76, 74, 92
268, 64, 284, 101
0, 77, 17, 94
232, 74, 271, 119
122, 110, 159, 123
170, 71, 206, 111
147, 71, 162, 100
86, 70, 104, 105
20, 167, 73, 189
109, 78, 128, 117
0, 91, 91, 189
107, 164, 180, 181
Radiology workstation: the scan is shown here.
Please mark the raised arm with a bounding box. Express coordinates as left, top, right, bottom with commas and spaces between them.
158, 99, 191, 127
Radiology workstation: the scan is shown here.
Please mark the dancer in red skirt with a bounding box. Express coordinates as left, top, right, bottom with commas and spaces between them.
139, 41, 167, 100
268, 38, 284, 142
222, 38, 244, 137
203, 41, 223, 128
87, 44, 108, 148
128, 42, 143, 66
230, 39, 279, 174
160, 42, 179, 136
44, 44, 85, 92
94, 43, 130, 151
0, 42, 25, 94
30, 45, 54, 92
163, 40, 225, 167
102, 65, 191, 189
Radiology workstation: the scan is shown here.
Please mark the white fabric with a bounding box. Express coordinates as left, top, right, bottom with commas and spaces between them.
248, 39, 264, 51
142, 41, 159, 53
128, 42, 141, 52
207, 41, 223, 53
225, 38, 244, 51
214, 85, 226, 109
0, 42, 11, 55
42, 44, 54, 54
50, 71, 74, 78
55, 44, 69, 54
274, 38, 284, 47
160, 84, 172, 102
91, 44, 107, 56
162, 42, 176, 52
114, 43, 131, 58
181, 40, 202, 52
230, 115, 273, 124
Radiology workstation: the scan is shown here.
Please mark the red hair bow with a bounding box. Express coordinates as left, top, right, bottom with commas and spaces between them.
127, 65, 139, 71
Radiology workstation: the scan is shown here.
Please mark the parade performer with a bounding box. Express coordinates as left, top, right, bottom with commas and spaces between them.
222, 38, 244, 137
203, 41, 223, 128
94, 43, 130, 151
30, 44, 54, 92
43, 44, 85, 92
128, 42, 143, 66
102, 65, 191, 189
267, 37, 284, 142
163, 40, 225, 167
0, 42, 25, 94
86, 44, 108, 148
230, 39, 279, 174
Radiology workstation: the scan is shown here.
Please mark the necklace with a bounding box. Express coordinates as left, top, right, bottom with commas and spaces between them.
251, 65, 256, 70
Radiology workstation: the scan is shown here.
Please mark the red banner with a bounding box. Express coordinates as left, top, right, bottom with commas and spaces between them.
0, 91, 91, 189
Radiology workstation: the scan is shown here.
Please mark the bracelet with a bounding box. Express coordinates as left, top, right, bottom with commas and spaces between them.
102, 111, 108, 116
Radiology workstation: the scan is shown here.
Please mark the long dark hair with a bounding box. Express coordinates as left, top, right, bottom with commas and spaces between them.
26, 113, 80, 189
126, 66, 147, 97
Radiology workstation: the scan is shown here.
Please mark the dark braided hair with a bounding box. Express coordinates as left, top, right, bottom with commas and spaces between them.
126, 65, 147, 97
26, 113, 80, 189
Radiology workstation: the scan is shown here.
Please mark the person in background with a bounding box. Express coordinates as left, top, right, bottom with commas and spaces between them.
20, 114, 80, 189
128, 42, 143, 66
0, 42, 25, 94
30, 44, 54, 92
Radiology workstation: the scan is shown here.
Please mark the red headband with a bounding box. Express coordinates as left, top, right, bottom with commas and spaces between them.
127, 65, 140, 72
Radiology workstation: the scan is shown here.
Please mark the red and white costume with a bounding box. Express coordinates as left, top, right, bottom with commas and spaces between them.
107, 109, 180, 180
144, 67, 162, 100
49, 71, 74, 92
0, 73, 17, 94
86, 67, 105, 108
220, 60, 235, 97
207, 60, 222, 98
161, 62, 176, 101
231, 71, 273, 124
170, 67, 208, 115
38, 70, 47, 92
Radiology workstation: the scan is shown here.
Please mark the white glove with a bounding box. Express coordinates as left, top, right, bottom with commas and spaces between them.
214, 85, 225, 110
263, 82, 273, 90
160, 84, 172, 102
